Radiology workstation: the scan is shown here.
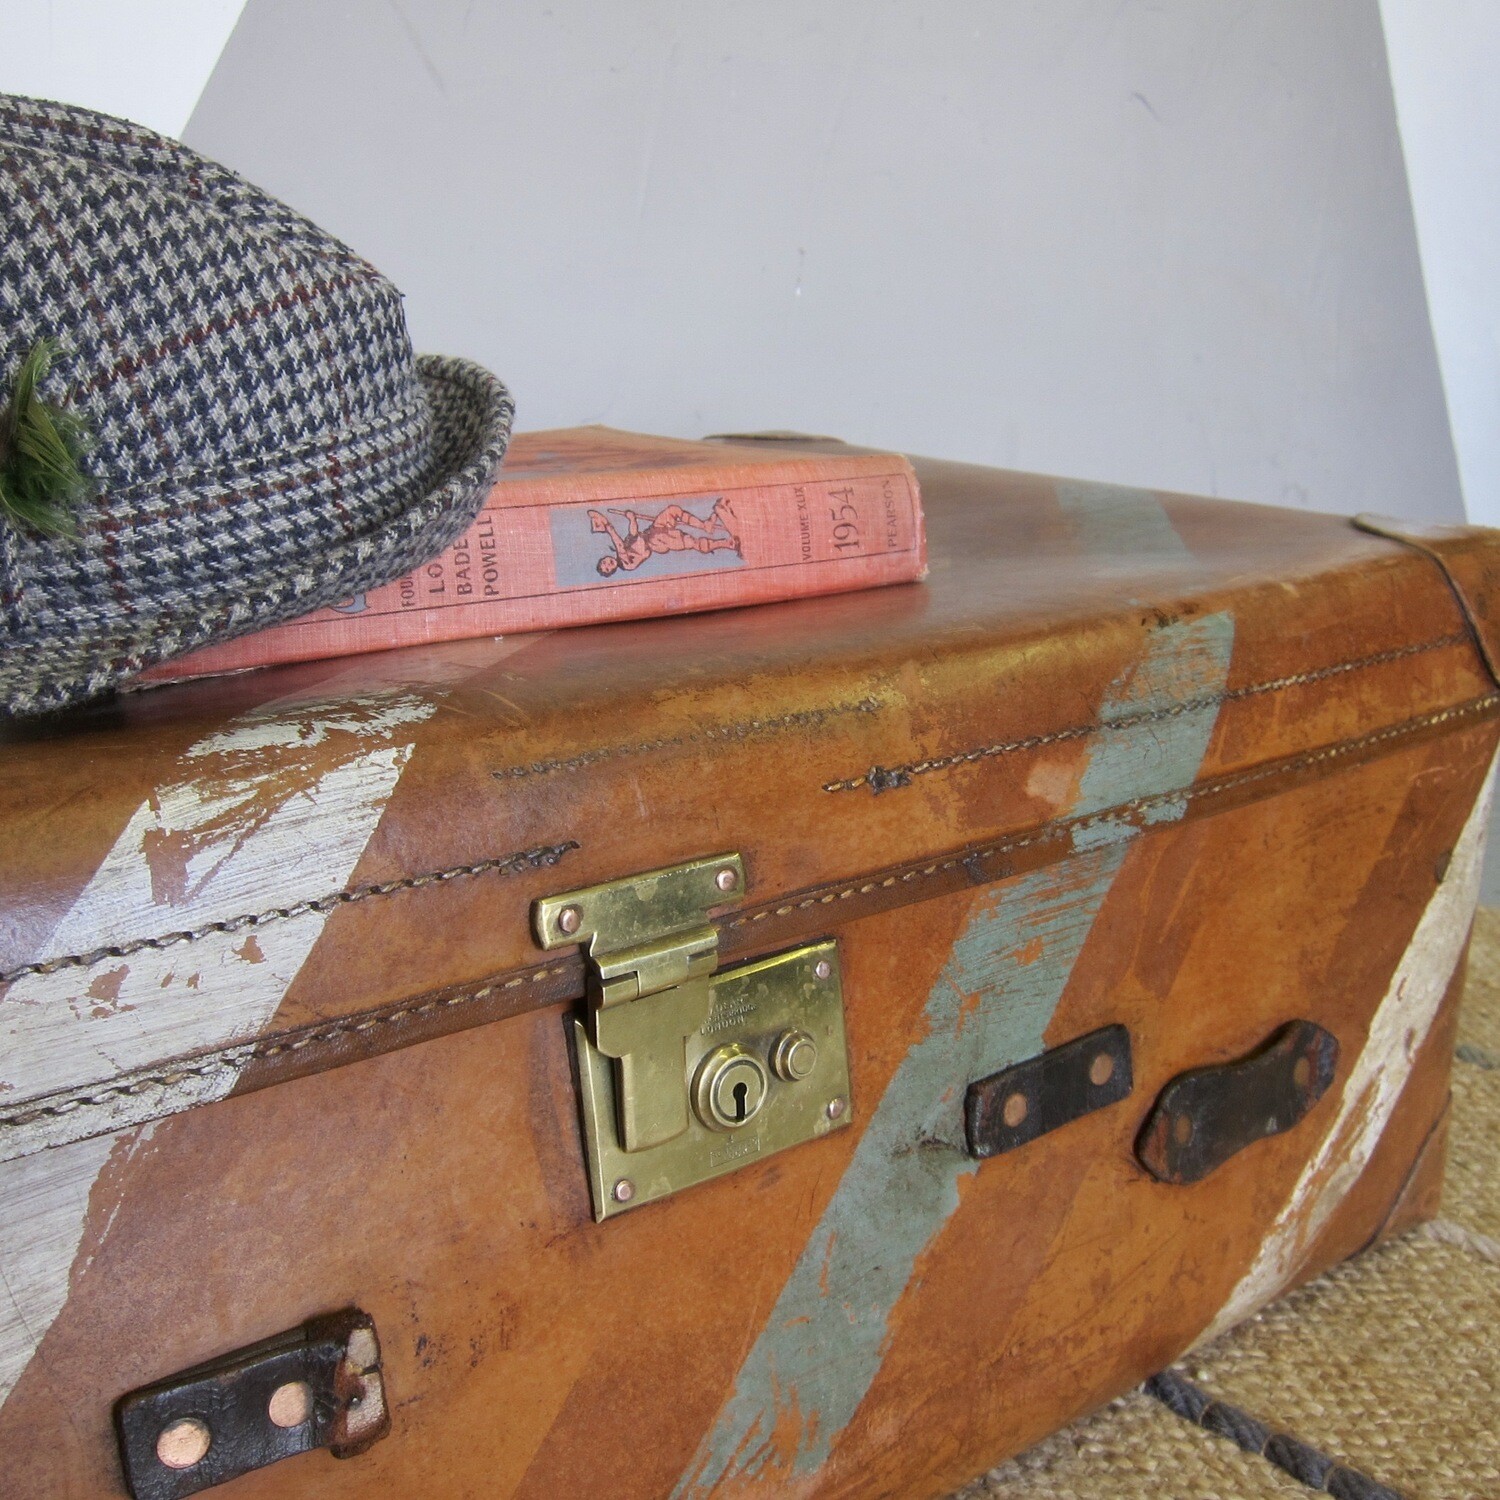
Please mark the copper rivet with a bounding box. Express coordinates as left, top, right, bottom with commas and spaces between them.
814, 959, 832, 980
826, 1096, 847, 1120
1002, 1092, 1029, 1128
1089, 1053, 1115, 1088
1292, 1056, 1312, 1090
613, 1178, 635, 1203
156, 1417, 211, 1470
716, 867, 739, 892
268, 1380, 312, 1429
1174, 1114, 1193, 1146
557, 906, 581, 936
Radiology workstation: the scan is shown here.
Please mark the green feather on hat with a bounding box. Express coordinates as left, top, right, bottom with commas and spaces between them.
0, 338, 94, 539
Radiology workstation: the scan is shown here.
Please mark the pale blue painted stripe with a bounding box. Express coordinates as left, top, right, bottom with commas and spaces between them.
675, 572, 1235, 1493
1055, 479, 1198, 574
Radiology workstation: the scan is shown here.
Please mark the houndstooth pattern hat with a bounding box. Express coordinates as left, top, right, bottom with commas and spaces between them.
0, 94, 514, 716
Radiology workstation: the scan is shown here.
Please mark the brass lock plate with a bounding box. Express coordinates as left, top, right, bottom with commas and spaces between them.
574, 940, 851, 1219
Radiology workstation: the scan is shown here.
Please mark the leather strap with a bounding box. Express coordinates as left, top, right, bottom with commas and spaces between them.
1354, 513, 1500, 689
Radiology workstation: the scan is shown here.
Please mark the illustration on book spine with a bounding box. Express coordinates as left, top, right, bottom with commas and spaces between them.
561, 498, 743, 585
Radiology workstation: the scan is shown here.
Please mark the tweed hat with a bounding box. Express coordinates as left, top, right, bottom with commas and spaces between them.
0, 94, 514, 717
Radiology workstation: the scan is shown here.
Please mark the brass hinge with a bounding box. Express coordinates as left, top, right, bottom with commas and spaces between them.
534, 854, 852, 1220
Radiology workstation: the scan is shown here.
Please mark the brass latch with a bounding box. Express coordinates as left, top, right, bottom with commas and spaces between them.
534, 854, 852, 1220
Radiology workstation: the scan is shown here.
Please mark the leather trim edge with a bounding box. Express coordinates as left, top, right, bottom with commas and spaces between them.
1354, 514, 1500, 688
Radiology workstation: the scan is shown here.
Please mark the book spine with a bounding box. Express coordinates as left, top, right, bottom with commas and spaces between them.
141, 456, 925, 683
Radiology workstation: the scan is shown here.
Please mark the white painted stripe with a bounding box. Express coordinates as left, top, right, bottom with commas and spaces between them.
0, 707, 434, 1106
1207, 746, 1498, 1339
0, 645, 529, 1412
0, 1131, 123, 1406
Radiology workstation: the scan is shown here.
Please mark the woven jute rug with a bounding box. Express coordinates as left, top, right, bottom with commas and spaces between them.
952, 909, 1500, 1500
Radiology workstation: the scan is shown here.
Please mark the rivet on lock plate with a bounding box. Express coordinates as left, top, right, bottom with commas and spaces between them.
534, 854, 853, 1219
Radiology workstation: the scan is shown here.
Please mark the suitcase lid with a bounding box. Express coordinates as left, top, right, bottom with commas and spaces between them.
3, 449, 1497, 1162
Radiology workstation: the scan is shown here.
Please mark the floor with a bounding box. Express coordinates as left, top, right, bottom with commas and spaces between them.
948, 908, 1500, 1500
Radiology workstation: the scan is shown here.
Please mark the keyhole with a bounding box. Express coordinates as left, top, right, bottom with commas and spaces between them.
693, 1046, 769, 1132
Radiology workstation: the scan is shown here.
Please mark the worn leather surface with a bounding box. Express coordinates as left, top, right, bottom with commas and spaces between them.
0, 456, 1496, 1497
1, 459, 1496, 1158
1354, 513, 1500, 684
0, 725, 1487, 1498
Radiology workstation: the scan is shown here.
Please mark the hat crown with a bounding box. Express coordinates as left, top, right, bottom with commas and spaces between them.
0, 95, 513, 718
0, 95, 430, 498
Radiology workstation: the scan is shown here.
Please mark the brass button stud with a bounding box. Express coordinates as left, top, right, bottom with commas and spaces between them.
772, 1029, 818, 1082
1089, 1052, 1115, 1087
156, 1417, 211, 1470
1002, 1092, 1029, 1128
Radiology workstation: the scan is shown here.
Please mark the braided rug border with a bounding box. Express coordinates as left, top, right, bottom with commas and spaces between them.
1145, 1369, 1406, 1499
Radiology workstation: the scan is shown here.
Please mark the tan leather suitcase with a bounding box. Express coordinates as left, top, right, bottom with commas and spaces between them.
1, 448, 1496, 1499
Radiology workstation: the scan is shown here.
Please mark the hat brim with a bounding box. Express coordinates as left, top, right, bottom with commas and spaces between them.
2, 356, 514, 717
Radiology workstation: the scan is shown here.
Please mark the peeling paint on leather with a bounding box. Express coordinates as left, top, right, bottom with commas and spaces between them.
0, 677, 460, 1412
1208, 743, 1499, 1337
673, 594, 1234, 1493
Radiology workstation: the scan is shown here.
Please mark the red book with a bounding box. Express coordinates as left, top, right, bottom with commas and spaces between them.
140, 426, 926, 682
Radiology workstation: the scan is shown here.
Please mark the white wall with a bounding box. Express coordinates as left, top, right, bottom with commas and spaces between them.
1382, 1, 1500, 528
0, 0, 245, 140
179, 0, 1463, 522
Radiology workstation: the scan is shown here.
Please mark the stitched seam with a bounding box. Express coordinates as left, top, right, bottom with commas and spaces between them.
493, 698, 884, 781
0, 842, 579, 988
5, 695, 1494, 1139
735, 694, 1500, 928
0, 963, 575, 1131
824, 633, 1467, 792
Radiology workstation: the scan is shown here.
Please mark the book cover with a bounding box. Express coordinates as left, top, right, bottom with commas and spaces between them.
141, 426, 926, 683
